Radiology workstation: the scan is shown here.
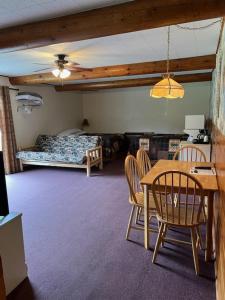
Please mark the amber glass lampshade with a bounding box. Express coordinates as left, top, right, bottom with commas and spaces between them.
150, 75, 184, 99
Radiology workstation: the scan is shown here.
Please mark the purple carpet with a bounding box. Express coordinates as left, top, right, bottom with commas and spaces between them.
6, 160, 216, 300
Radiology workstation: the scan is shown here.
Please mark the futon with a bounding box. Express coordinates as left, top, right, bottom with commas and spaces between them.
16, 135, 103, 176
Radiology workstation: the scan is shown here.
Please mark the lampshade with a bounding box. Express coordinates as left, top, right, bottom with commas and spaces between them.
150, 76, 184, 99
52, 68, 71, 79
52, 68, 60, 77
60, 69, 71, 79
150, 26, 184, 100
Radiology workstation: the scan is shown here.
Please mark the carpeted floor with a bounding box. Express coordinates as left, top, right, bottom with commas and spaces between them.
6, 160, 216, 300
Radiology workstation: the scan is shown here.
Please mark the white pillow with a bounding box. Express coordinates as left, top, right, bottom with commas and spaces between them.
58, 128, 82, 136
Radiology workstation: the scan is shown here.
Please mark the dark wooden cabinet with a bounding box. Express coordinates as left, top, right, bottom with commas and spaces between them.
124, 132, 188, 163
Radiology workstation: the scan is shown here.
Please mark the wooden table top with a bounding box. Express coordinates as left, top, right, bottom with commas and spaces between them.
140, 160, 218, 192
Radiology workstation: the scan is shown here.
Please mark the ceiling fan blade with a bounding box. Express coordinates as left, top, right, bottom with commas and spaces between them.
68, 66, 92, 71
33, 67, 52, 72
67, 61, 80, 66
33, 63, 53, 66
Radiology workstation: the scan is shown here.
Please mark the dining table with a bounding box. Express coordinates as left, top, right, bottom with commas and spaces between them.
140, 159, 218, 262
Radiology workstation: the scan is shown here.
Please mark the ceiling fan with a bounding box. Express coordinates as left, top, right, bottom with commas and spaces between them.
33, 54, 92, 79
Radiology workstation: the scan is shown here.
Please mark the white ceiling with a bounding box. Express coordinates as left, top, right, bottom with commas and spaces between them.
0, 0, 131, 28
0, 18, 220, 78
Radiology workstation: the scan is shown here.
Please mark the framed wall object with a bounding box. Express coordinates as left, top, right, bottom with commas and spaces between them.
168, 139, 180, 153
139, 138, 150, 151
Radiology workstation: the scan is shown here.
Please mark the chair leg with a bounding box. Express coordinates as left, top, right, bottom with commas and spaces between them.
196, 226, 204, 250
204, 196, 208, 213
191, 227, 200, 275
135, 207, 141, 224
125, 206, 135, 240
152, 223, 164, 263
173, 193, 178, 207
161, 224, 168, 247
139, 207, 143, 221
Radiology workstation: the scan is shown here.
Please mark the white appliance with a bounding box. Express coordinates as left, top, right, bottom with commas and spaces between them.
184, 115, 205, 142
16, 92, 43, 106
16, 92, 43, 113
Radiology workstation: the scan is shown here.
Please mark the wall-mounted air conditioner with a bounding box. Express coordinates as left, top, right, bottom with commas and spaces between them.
16, 92, 43, 113
16, 92, 43, 106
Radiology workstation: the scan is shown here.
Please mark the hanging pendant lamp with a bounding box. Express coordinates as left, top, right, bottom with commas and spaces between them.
150, 27, 184, 99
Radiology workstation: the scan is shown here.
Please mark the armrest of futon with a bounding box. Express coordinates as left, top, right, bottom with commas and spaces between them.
86, 146, 103, 164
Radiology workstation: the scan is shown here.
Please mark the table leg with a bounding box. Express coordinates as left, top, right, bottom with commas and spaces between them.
205, 191, 214, 262
144, 184, 149, 249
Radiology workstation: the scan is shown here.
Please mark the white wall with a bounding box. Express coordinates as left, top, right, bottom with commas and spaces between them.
82, 82, 211, 133
0, 76, 211, 147
0, 77, 83, 147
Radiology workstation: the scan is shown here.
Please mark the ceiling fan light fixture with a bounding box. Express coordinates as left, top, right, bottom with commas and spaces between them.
52, 68, 71, 79
52, 68, 60, 77
150, 75, 184, 99
59, 68, 71, 79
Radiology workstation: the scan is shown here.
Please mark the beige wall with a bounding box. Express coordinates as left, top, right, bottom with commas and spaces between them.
0, 76, 211, 147
82, 82, 211, 133
0, 77, 83, 147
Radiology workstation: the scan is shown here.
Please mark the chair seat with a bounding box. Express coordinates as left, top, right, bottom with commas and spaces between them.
129, 192, 156, 210
157, 204, 206, 226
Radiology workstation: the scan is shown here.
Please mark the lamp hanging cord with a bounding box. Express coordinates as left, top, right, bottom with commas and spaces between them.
176, 19, 221, 31
167, 26, 172, 94
167, 26, 170, 75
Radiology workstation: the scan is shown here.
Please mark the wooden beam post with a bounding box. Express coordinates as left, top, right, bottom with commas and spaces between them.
54, 73, 212, 92
0, 0, 224, 52
9, 55, 215, 85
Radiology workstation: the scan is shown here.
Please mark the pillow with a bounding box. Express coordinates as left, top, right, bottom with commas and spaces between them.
57, 128, 82, 136
69, 130, 86, 136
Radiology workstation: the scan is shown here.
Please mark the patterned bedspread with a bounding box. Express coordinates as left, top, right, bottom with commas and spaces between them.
17, 151, 86, 164
16, 135, 100, 165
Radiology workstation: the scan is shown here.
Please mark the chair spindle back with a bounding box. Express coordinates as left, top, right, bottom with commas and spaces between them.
173, 145, 206, 162
152, 171, 204, 226
136, 148, 151, 178
124, 155, 142, 204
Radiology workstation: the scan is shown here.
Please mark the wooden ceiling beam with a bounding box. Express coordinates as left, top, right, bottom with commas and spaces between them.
54, 73, 212, 92
9, 55, 215, 85
0, 0, 225, 52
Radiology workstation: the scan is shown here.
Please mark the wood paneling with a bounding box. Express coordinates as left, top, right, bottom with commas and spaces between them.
55, 73, 212, 91
9, 55, 215, 85
0, 257, 6, 300
0, 0, 225, 52
211, 126, 225, 300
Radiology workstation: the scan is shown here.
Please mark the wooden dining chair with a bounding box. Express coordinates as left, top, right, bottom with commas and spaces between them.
124, 155, 157, 241
136, 148, 155, 221
173, 145, 206, 162
136, 148, 152, 179
151, 170, 206, 275
173, 145, 207, 223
